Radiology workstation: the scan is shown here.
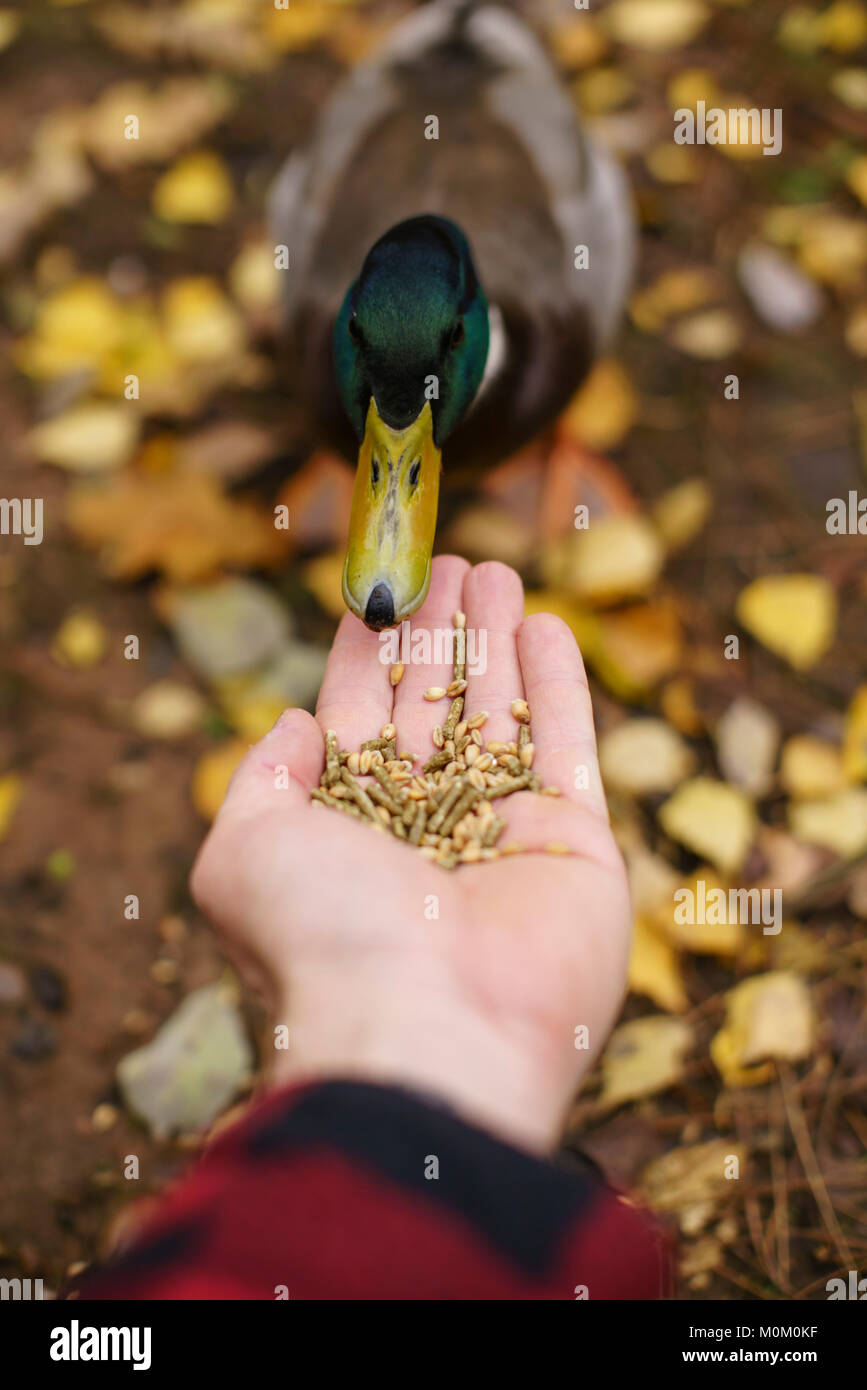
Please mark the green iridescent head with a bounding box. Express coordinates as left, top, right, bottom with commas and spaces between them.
333, 215, 489, 629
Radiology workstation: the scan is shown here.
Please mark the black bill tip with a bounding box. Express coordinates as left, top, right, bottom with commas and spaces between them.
364, 583, 396, 630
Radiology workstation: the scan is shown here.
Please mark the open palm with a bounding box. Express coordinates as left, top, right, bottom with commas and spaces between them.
192, 557, 631, 1150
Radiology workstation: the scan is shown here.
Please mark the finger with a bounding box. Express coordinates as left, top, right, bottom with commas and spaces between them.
392, 554, 470, 761
516, 612, 609, 820
216, 707, 323, 823
460, 561, 525, 745
491, 789, 620, 867
316, 609, 394, 750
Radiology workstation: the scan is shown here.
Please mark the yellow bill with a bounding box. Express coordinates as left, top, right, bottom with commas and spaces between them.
342, 398, 441, 630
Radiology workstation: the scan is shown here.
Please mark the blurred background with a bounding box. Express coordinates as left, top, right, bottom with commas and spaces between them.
0, 0, 865, 1300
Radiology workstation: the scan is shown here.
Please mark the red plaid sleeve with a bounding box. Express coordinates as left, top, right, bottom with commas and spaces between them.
73, 1080, 674, 1301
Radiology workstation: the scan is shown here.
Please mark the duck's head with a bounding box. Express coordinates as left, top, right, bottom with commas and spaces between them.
333, 215, 489, 629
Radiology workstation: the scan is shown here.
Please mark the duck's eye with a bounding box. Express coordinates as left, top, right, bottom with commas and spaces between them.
371, 459, 380, 485
450, 318, 465, 348
408, 459, 421, 488
348, 313, 361, 342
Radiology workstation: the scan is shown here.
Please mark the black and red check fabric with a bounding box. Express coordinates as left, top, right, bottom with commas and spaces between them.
75, 1080, 674, 1300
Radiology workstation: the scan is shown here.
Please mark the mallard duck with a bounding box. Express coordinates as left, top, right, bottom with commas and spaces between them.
271, 0, 634, 629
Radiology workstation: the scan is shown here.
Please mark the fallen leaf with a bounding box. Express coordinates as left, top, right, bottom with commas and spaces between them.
645, 142, 700, 183
575, 66, 636, 115
625, 841, 682, 915
559, 358, 638, 451
843, 685, 867, 782
798, 213, 867, 288
131, 680, 207, 739
830, 66, 867, 109
191, 739, 247, 820
303, 550, 347, 620
543, 513, 664, 605
629, 266, 721, 334
603, 0, 710, 52
116, 982, 253, 1138
711, 971, 815, 1087
670, 308, 742, 359
229, 239, 281, 314
0, 774, 23, 842
152, 149, 234, 224
52, 611, 108, 667
652, 477, 712, 552
736, 573, 837, 670
68, 471, 286, 582
640, 1139, 747, 1221
82, 77, 234, 172
27, 402, 139, 472
600, 1015, 692, 1108
714, 696, 780, 797
162, 276, 246, 364
820, 0, 867, 52
654, 868, 745, 956
594, 601, 684, 700
659, 777, 755, 874
789, 788, 867, 858
600, 718, 695, 796
660, 675, 705, 736
549, 15, 609, 69
779, 734, 847, 799
628, 916, 689, 1013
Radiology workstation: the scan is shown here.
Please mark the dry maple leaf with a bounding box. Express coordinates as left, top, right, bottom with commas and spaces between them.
67, 470, 289, 583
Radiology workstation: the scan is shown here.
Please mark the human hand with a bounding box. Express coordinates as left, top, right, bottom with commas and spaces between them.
191, 557, 631, 1152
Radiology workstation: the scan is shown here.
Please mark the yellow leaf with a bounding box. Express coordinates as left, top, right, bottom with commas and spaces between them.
736, 573, 837, 670
711, 972, 815, 1088
0, 774, 23, 842
629, 915, 689, 1012
630, 266, 720, 334
846, 155, 867, 207
843, 685, 867, 782
13, 276, 124, 380
28, 403, 139, 472
52, 611, 108, 668
131, 681, 207, 739
659, 777, 755, 875
845, 302, 867, 356
229, 240, 281, 314
559, 358, 637, 451
819, 0, 867, 51
670, 308, 742, 358
599, 1015, 692, 1108
603, 0, 710, 52
660, 675, 704, 735
780, 734, 847, 799
162, 277, 245, 364
0, 11, 21, 51
544, 513, 664, 605
789, 788, 867, 858
654, 868, 745, 956
214, 678, 288, 742
652, 477, 712, 552
640, 1139, 747, 1216
575, 67, 635, 115
192, 740, 247, 820
666, 66, 719, 110
798, 214, 867, 288
594, 601, 683, 701
261, 0, 343, 53
67, 470, 286, 582
600, 718, 695, 796
303, 550, 346, 620
830, 66, 867, 110
548, 16, 609, 69
152, 149, 234, 224
645, 142, 700, 184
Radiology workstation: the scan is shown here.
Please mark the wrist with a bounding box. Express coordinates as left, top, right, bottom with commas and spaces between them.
267, 960, 572, 1154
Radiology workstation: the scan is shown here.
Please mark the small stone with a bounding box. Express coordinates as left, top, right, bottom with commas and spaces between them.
10, 1017, 57, 1061
29, 963, 67, 1012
